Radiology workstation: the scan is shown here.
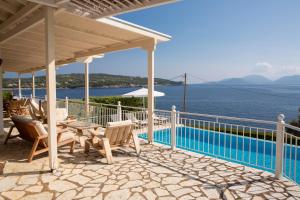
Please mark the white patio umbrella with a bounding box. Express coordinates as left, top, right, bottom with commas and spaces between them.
122, 88, 165, 107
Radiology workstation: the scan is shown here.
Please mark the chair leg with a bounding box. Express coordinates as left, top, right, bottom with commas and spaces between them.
70, 140, 75, 154
84, 140, 91, 154
28, 139, 40, 162
132, 133, 141, 156
4, 125, 14, 145
102, 138, 113, 164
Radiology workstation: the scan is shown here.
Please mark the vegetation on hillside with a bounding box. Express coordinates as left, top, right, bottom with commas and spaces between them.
89, 96, 146, 108
3, 73, 182, 89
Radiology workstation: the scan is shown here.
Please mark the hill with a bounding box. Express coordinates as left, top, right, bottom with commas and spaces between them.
213, 75, 300, 85
273, 75, 300, 85
3, 73, 182, 89
215, 75, 272, 85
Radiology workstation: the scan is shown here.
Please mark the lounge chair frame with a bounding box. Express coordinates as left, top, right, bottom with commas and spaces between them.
5, 116, 75, 162
84, 122, 141, 164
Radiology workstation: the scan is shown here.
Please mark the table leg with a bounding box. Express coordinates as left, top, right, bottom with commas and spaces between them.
77, 130, 85, 147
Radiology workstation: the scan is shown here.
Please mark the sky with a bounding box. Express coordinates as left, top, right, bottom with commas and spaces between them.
6, 0, 300, 83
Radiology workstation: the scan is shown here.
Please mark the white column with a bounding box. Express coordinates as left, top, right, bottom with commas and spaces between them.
65, 96, 69, 116
18, 73, 21, 98
275, 114, 285, 179
171, 105, 177, 150
45, 6, 57, 171
0, 64, 3, 135
145, 40, 156, 143
85, 61, 90, 119
117, 101, 122, 121
32, 72, 35, 98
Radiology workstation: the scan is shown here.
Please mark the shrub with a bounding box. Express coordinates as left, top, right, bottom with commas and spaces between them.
3, 91, 13, 102
89, 96, 147, 108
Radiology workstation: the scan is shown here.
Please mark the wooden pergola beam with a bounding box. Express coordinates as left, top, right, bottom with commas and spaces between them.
74, 38, 152, 58
0, 2, 41, 33
0, 0, 18, 14
0, 9, 44, 44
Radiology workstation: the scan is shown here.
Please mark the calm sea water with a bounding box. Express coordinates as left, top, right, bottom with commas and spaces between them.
15, 84, 300, 122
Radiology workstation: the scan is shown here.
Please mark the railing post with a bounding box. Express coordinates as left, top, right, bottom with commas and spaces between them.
176, 110, 180, 125
171, 105, 177, 150
275, 114, 285, 179
65, 96, 69, 116
117, 101, 122, 121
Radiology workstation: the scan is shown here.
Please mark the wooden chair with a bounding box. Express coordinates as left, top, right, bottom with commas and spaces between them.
5, 115, 75, 162
7, 99, 29, 116
38, 100, 76, 125
28, 99, 42, 120
84, 120, 141, 164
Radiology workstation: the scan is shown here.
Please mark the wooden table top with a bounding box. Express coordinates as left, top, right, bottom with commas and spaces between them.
61, 121, 102, 130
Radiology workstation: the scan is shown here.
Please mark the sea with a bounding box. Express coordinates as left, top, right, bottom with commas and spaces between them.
13, 84, 300, 123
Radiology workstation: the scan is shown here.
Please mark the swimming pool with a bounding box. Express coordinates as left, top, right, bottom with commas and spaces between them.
139, 126, 300, 184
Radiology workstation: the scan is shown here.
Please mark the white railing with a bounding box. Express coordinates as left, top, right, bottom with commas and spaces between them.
50, 97, 300, 185
283, 123, 300, 184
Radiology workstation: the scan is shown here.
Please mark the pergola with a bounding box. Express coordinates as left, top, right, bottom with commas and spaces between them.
0, 0, 174, 170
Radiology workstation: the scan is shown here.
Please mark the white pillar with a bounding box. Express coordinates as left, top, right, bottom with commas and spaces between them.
275, 114, 285, 179
117, 101, 122, 121
85, 61, 90, 119
145, 40, 156, 143
45, 6, 57, 171
32, 72, 35, 98
0, 65, 3, 135
171, 105, 177, 150
65, 96, 69, 116
18, 73, 21, 98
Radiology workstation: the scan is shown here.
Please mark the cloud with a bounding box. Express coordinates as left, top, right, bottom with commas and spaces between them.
252, 62, 273, 74
277, 66, 300, 75
251, 62, 300, 79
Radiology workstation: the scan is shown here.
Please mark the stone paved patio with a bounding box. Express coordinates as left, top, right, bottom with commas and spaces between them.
0, 125, 300, 200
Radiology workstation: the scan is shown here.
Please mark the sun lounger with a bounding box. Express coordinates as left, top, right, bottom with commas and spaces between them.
84, 120, 141, 164
153, 114, 168, 125
6, 115, 75, 162
125, 112, 148, 127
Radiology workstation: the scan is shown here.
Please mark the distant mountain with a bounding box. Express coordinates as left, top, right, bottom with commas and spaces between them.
213, 74, 300, 85
3, 73, 182, 89
273, 75, 300, 85
215, 75, 271, 85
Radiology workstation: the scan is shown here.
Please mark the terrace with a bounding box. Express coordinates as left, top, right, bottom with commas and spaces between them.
1, 0, 300, 199
1, 118, 300, 200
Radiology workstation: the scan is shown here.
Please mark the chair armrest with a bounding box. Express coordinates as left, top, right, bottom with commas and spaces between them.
57, 128, 71, 134
88, 129, 98, 137
67, 115, 77, 120
38, 134, 48, 140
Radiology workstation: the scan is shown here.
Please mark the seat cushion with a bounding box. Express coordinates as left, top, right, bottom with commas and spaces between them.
33, 120, 48, 136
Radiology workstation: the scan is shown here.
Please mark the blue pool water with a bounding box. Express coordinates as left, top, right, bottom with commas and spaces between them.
139, 127, 300, 184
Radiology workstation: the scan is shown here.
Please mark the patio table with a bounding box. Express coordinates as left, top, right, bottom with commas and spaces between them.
60, 121, 102, 147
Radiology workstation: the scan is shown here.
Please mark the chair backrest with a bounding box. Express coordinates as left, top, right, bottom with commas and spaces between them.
105, 120, 134, 146
125, 113, 138, 122
11, 115, 48, 147
29, 99, 40, 113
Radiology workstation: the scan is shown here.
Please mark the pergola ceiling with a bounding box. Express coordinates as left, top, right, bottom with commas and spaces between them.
0, 0, 173, 73
65, 0, 177, 19
0, 0, 177, 22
